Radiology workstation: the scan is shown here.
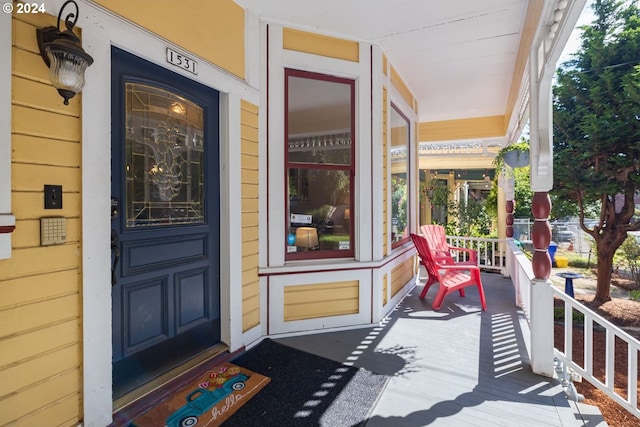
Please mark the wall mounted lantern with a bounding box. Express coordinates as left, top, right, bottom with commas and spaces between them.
36, 0, 93, 105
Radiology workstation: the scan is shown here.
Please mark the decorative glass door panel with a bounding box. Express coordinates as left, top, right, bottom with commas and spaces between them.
125, 83, 205, 227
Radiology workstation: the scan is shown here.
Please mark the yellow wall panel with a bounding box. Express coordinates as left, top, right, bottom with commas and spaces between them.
2, 12, 83, 426
0, 368, 80, 425
0, 294, 79, 338
18, 393, 81, 427
241, 109, 259, 128
0, 269, 79, 311
283, 28, 359, 62
12, 135, 80, 168
241, 198, 259, 213
12, 15, 51, 54
241, 124, 259, 144
12, 105, 80, 142
241, 275, 259, 294
12, 75, 80, 116
241, 101, 260, 332
383, 274, 388, 306
241, 153, 258, 170
0, 343, 79, 397
241, 99, 259, 114
391, 258, 414, 297
419, 116, 505, 142
284, 299, 359, 321
12, 163, 80, 192
93, 0, 245, 78
241, 226, 258, 243
242, 254, 259, 271
12, 192, 81, 219
0, 319, 79, 369
242, 183, 259, 199
241, 240, 259, 258
241, 168, 259, 183
0, 245, 80, 281
382, 54, 388, 76
242, 212, 259, 227
242, 308, 260, 332
283, 281, 359, 321
12, 47, 49, 84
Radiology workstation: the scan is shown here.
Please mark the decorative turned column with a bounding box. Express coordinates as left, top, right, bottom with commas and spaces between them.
531, 192, 552, 280
506, 200, 515, 238
529, 190, 554, 378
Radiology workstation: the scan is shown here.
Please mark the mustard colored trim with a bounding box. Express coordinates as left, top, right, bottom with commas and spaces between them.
390, 65, 413, 108
382, 54, 388, 76
283, 28, 359, 62
505, 0, 544, 127
419, 115, 506, 142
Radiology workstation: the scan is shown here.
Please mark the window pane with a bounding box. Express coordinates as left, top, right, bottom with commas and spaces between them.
390, 105, 410, 245
287, 75, 352, 166
287, 168, 351, 253
286, 70, 354, 259
125, 83, 205, 227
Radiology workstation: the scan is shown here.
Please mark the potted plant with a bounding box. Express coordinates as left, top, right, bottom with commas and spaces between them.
493, 139, 530, 170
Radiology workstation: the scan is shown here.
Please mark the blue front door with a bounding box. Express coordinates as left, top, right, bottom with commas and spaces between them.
111, 47, 220, 398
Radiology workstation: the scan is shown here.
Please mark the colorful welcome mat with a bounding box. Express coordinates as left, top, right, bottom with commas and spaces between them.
132, 363, 270, 427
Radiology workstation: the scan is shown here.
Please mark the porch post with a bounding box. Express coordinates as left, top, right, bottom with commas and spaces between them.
528, 25, 556, 378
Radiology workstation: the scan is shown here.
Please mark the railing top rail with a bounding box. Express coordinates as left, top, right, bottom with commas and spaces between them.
552, 287, 640, 347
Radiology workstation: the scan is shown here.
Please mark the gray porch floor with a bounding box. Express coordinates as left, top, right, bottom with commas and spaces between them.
275, 271, 608, 427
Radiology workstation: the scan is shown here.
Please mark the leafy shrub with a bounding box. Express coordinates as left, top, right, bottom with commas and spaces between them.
617, 236, 640, 288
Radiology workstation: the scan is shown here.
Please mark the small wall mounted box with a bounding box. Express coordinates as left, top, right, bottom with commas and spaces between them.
40, 217, 67, 246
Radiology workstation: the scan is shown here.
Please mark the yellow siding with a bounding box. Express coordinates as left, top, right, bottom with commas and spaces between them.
419, 115, 506, 142
284, 281, 359, 321
390, 65, 413, 109
383, 273, 388, 306
283, 28, 359, 62
241, 100, 260, 332
382, 54, 388, 76
391, 258, 414, 297
0, 11, 82, 425
93, 0, 245, 78
382, 87, 388, 256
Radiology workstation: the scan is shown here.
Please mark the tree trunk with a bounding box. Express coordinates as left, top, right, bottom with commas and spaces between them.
595, 247, 613, 302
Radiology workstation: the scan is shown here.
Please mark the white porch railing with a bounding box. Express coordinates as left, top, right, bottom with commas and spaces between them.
445, 235, 506, 274
506, 239, 640, 420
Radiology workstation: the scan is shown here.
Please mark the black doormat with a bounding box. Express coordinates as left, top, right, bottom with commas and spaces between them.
223, 339, 389, 427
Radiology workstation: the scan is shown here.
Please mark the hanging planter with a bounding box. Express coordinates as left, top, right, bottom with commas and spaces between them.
493, 140, 530, 170
503, 149, 530, 168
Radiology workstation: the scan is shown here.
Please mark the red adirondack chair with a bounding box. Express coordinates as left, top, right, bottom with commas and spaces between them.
420, 224, 477, 265
410, 233, 486, 310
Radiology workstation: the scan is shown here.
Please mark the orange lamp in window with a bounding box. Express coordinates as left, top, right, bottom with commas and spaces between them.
295, 227, 318, 250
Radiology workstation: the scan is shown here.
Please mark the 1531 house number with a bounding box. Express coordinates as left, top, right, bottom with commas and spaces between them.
166, 48, 198, 75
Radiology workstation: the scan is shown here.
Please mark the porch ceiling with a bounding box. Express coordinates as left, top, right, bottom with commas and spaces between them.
237, 0, 537, 145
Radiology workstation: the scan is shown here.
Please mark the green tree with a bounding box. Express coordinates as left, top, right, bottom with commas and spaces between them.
553, 0, 640, 301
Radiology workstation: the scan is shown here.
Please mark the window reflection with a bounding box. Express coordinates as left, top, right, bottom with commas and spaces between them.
285, 70, 355, 258
390, 104, 410, 246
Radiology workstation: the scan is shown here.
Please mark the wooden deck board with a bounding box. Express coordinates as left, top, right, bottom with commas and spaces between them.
276, 272, 607, 426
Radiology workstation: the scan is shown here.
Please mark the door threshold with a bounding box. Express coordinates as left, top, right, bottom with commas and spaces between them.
113, 343, 232, 415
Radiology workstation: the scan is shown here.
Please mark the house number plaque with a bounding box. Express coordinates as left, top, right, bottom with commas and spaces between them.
166, 48, 198, 75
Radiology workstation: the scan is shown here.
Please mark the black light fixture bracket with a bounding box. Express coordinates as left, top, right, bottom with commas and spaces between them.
35, 0, 94, 105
